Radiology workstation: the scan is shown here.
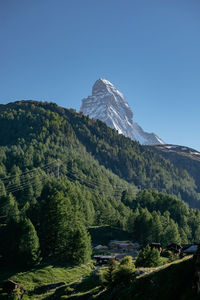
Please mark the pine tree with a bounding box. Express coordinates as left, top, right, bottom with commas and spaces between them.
0, 193, 19, 223
162, 218, 181, 246
0, 218, 20, 264
40, 190, 72, 259
135, 245, 161, 267
101, 259, 119, 287
68, 221, 92, 264
179, 228, 188, 244
133, 208, 152, 245
40, 185, 92, 263
149, 211, 163, 243
18, 216, 41, 267
194, 226, 200, 243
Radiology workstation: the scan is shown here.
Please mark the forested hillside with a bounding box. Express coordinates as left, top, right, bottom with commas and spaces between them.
65, 108, 200, 208
0, 100, 200, 269
95, 257, 195, 300
150, 144, 200, 194
1, 100, 199, 206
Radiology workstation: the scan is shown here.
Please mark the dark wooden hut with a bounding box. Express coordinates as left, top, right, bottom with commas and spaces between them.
3, 280, 19, 293
167, 243, 182, 254
150, 243, 162, 253
93, 255, 116, 265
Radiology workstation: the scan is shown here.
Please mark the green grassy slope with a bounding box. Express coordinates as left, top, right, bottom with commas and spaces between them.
0, 263, 93, 299
96, 257, 197, 300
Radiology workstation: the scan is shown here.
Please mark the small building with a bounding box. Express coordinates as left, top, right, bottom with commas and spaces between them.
3, 280, 19, 293
132, 242, 140, 250
93, 255, 116, 265
109, 240, 139, 252
150, 243, 163, 253
167, 243, 182, 254
181, 244, 198, 255
94, 245, 108, 250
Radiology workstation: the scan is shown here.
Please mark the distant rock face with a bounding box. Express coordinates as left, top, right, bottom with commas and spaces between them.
80, 78, 165, 145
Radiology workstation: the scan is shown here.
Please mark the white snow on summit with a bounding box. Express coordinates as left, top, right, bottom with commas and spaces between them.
80, 78, 165, 145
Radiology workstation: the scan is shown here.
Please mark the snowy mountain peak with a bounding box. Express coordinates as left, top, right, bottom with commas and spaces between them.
92, 78, 114, 94
80, 79, 165, 145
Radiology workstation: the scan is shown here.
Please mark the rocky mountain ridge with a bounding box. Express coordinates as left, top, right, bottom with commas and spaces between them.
151, 144, 200, 162
80, 78, 165, 145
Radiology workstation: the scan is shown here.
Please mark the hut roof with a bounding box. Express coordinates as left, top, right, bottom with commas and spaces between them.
182, 245, 198, 253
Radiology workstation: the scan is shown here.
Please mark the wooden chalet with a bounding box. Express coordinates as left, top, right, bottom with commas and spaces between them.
94, 245, 108, 250
109, 240, 139, 252
150, 243, 162, 253
181, 244, 198, 255
93, 255, 116, 265
166, 243, 182, 254
3, 280, 19, 293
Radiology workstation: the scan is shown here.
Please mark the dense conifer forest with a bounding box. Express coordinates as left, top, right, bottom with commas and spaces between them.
1, 100, 200, 269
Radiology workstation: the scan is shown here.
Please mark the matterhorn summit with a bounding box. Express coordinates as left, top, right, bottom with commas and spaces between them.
80, 79, 164, 145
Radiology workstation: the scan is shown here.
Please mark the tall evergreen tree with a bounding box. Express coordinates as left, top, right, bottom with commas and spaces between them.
18, 216, 41, 267
40, 185, 92, 263
0, 193, 19, 223
162, 217, 181, 246
67, 221, 92, 264
149, 211, 163, 243
40, 190, 72, 259
133, 208, 152, 245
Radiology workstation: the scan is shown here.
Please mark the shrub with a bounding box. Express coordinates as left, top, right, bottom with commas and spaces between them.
135, 245, 162, 267
100, 259, 119, 286
162, 250, 178, 262
112, 256, 135, 286
101, 256, 136, 287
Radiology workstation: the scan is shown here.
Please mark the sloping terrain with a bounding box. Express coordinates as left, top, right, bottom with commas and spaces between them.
150, 144, 200, 194
0, 100, 200, 209
0, 101, 200, 299
96, 257, 196, 300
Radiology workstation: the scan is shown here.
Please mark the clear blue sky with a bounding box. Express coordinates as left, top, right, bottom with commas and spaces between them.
0, 0, 200, 150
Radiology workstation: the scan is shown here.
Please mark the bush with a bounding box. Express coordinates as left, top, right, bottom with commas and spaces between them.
120, 256, 135, 269
101, 256, 136, 287
112, 256, 136, 286
100, 259, 119, 286
162, 250, 178, 262
135, 245, 162, 267
9, 288, 23, 300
